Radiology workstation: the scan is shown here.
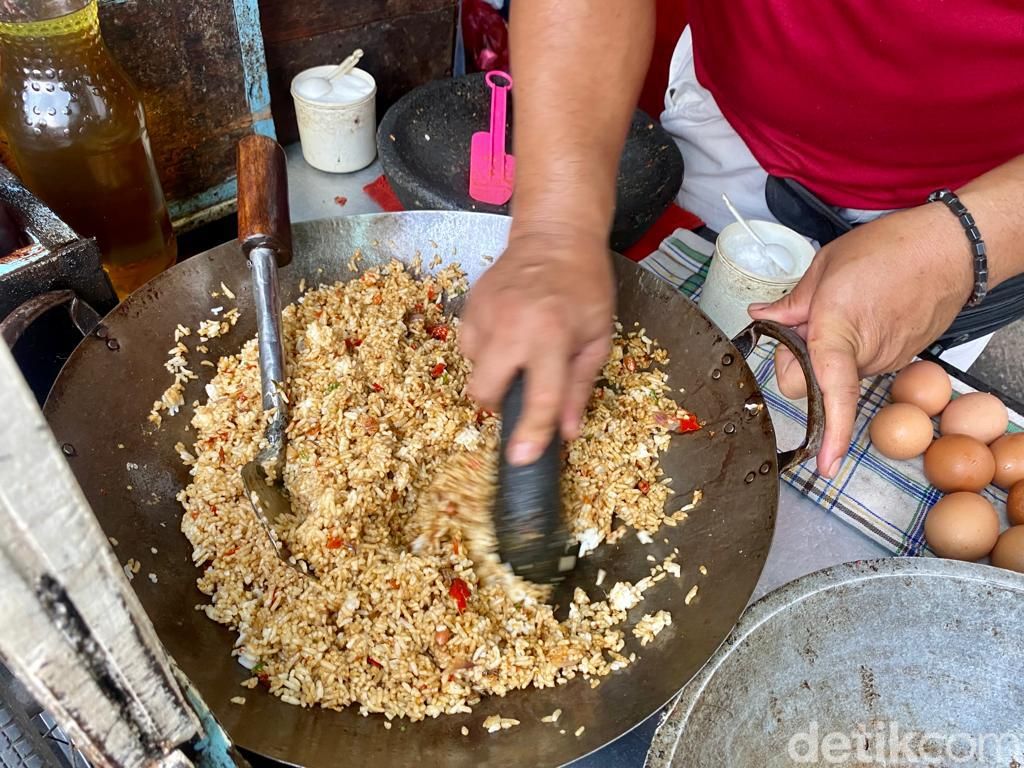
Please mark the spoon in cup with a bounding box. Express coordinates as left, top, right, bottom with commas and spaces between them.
721, 193, 793, 275
294, 48, 365, 100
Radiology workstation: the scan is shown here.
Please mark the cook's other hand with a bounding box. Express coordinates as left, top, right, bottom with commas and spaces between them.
751, 156, 1024, 478
460, 0, 656, 465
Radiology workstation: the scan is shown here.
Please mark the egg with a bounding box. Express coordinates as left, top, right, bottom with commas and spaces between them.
989, 433, 1024, 489
939, 392, 1008, 444
890, 361, 952, 416
1008, 480, 1024, 526
990, 526, 1024, 573
924, 492, 999, 560
869, 403, 933, 460
923, 434, 995, 493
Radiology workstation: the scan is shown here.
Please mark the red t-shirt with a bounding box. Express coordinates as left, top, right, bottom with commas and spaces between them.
689, 1, 1024, 210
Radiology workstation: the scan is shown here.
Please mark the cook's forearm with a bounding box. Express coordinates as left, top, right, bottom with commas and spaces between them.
508, 0, 655, 239
959, 154, 1024, 289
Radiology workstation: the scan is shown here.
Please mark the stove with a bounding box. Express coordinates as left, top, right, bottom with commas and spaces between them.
0, 164, 117, 403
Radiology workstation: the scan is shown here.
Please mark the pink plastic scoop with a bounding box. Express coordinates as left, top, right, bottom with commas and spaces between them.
469, 70, 515, 205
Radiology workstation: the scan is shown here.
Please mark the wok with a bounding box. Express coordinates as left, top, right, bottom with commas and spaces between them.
41, 211, 822, 767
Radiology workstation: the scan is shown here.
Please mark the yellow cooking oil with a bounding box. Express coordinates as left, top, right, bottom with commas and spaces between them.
0, 0, 176, 297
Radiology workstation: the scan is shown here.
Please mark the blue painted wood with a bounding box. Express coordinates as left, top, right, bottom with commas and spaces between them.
97, 0, 276, 228
231, 0, 276, 140
177, 676, 245, 768
168, 179, 237, 224
164, 0, 275, 226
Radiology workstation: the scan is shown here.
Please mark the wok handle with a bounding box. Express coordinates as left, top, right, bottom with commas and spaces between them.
1, 290, 101, 348
731, 320, 825, 472
237, 134, 292, 267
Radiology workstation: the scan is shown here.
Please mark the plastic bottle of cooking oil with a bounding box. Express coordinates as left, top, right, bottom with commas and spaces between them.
0, 0, 176, 298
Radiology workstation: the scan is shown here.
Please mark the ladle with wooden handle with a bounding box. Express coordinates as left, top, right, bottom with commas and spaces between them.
236, 134, 315, 580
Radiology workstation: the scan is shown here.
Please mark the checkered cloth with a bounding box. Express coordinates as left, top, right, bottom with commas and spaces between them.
642, 229, 1022, 556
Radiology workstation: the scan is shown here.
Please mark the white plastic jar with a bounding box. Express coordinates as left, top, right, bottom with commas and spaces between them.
698, 221, 816, 338
290, 65, 377, 173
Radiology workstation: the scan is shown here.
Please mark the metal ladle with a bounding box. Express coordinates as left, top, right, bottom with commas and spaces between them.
235, 134, 314, 579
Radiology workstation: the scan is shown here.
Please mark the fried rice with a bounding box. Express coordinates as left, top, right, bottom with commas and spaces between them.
176, 260, 697, 720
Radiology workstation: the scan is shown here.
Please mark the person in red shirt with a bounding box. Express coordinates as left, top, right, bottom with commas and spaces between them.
461, 0, 1024, 478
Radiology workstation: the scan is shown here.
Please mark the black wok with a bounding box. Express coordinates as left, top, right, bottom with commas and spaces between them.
42, 212, 822, 767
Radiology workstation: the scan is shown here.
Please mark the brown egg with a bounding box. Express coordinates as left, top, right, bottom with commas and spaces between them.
1008, 480, 1024, 526
869, 403, 934, 460
923, 434, 995, 493
924, 492, 1000, 560
989, 433, 1024, 489
990, 526, 1024, 573
890, 361, 952, 416
939, 392, 1008, 444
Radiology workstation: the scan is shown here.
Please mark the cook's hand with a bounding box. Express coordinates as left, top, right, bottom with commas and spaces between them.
749, 204, 973, 477
460, 225, 615, 465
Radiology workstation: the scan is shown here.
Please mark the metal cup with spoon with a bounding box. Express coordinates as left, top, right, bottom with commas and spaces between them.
698, 195, 816, 337
721, 193, 794, 276
292, 48, 365, 101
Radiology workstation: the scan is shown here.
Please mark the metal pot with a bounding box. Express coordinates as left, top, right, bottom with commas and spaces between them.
647, 558, 1024, 768
40, 211, 822, 767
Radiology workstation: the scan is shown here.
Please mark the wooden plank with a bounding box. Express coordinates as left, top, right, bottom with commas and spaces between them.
230, 0, 276, 139
3, 2, 272, 231
262, 5, 457, 144
96, 0, 274, 230
258, 0, 454, 42
98, 1, 250, 217
0, 342, 200, 767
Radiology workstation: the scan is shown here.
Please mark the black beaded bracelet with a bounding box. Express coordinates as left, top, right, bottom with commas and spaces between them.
927, 188, 988, 307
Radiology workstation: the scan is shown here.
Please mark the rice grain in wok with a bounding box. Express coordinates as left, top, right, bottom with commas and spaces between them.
177, 261, 700, 720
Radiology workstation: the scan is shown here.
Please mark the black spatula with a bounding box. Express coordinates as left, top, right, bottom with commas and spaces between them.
494, 373, 578, 584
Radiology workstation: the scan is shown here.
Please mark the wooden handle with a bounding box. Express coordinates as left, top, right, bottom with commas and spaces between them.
236, 134, 292, 267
